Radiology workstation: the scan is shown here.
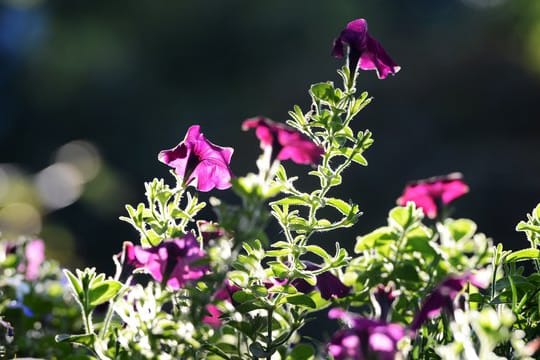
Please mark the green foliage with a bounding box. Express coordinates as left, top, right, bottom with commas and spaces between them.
120, 177, 206, 246
0, 237, 86, 359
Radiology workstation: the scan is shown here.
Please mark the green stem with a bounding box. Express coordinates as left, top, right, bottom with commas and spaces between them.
266, 307, 274, 360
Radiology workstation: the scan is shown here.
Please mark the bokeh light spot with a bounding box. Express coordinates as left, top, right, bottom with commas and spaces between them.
34, 163, 83, 210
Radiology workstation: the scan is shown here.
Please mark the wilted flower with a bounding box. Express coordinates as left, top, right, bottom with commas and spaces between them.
290, 262, 350, 300
158, 125, 234, 192
328, 308, 406, 360
332, 18, 400, 79
397, 173, 469, 219
242, 117, 324, 165
126, 233, 207, 290
410, 271, 490, 331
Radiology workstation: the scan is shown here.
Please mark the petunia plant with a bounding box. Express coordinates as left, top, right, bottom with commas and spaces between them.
1, 17, 538, 360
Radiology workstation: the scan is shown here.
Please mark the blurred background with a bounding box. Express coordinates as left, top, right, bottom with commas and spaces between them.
1, 0, 539, 273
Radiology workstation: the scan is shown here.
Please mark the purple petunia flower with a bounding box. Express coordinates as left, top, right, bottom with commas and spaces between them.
290, 262, 350, 300
328, 308, 406, 360
397, 173, 469, 219
242, 117, 324, 165
158, 125, 234, 192
332, 19, 400, 80
371, 283, 400, 322
196, 220, 227, 244
410, 271, 489, 331
126, 233, 207, 290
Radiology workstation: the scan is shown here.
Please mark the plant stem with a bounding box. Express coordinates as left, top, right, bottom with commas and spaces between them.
266, 307, 274, 360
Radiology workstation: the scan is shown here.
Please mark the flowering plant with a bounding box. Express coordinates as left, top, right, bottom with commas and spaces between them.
1, 17, 539, 360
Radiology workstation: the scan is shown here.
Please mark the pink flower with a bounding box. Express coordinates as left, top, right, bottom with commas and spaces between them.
22, 239, 45, 281
202, 304, 223, 328
332, 19, 400, 79
397, 173, 469, 219
242, 117, 323, 165
328, 309, 406, 360
158, 125, 234, 192
202, 280, 240, 328
127, 233, 207, 290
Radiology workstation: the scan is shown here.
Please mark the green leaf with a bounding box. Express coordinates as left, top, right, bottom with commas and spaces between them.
326, 198, 353, 216
305, 245, 332, 261
389, 206, 413, 230
405, 230, 436, 257
504, 248, 540, 263
55, 333, 96, 348
447, 218, 477, 241
269, 261, 290, 278
271, 195, 311, 207
88, 279, 122, 307
286, 344, 315, 360
63, 269, 83, 300
337, 148, 368, 166
283, 294, 316, 308
355, 227, 398, 253
249, 342, 271, 358
232, 290, 256, 304
393, 263, 420, 282
310, 82, 338, 104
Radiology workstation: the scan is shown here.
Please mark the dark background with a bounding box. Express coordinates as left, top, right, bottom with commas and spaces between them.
1, 0, 540, 272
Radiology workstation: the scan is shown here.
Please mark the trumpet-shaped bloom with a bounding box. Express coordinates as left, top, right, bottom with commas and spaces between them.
290, 262, 350, 300
332, 18, 400, 79
397, 173, 469, 219
242, 117, 324, 165
328, 308, 406, 360
410, 271, 490, 331
127, 234, 207, 290
158, 125, 234, 192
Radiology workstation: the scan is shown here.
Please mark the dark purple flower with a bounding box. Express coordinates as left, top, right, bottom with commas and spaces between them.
291, 262, 350, 300
242, 117, 324, 165
410, 271, 489, 331
196, 220, 227, 244
158, 125, 234, 192
126, 233, 207, 290
397, 173, 469, 219
328, 308, 406, 360
371, 283, 400, 322
332, 19, 400, 79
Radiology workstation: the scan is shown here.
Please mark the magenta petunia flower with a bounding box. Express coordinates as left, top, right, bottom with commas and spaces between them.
397, 173, 469, 219
22, 239, 45, 281
332, 18, 400, 79
410, 271, 489, 331
126, 233, 207, 290
242, 117, 324, 165
202, 304, 223, 328
158, 125, 234, 192
290, 262, 350, 300
202, 280, 240, 328
328, 308, 406, 360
